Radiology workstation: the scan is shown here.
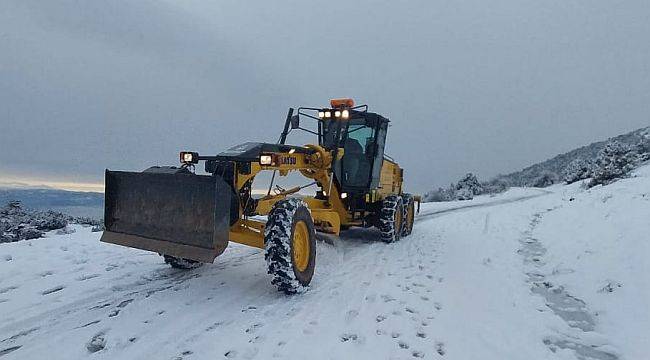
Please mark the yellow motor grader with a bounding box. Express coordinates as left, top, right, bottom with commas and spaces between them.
101, 99, 419, 294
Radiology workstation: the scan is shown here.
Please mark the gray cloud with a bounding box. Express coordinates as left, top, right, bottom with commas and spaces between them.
1, 0, 649, 192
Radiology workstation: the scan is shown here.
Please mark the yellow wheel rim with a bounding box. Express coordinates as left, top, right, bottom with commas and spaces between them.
292, 220, 310, 272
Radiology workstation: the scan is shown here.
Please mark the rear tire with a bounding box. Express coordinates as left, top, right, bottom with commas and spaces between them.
264, 198, 316, 294
401, 193, 415, 236
379, 195, 404, 243
163, 255, 203, 269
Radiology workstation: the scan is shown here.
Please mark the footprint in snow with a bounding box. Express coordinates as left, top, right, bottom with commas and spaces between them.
76, 274, 100, 281
0, 286, 19, 294
117, 299, 134, 308
76, 320, 101, 329
249, 335, 264, 343
436, 342, 446, 356
345, 309, 359, 321
245, 323, 263, 334
0, 346, 22, 356
173, 350, 193, 359
340, 333, 362, 343
39, 270, 54, 277
205, 321, 224, 332
398, 341, 409, 349
365, 294, 377, 302
41, 286, 64, 295
105, 264, 119, 272
412, 350, 425, 358
3, 255, 11, 261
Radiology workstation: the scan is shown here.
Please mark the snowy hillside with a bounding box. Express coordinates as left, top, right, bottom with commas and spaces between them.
493, 126, 649, 187
1, 165, 649, 359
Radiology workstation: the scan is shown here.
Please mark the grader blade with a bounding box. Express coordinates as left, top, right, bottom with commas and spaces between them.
101, 170, 231, 262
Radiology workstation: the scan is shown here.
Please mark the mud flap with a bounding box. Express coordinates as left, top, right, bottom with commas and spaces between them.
100, 170, 231, 263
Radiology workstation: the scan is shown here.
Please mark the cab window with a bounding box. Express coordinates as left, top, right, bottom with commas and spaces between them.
341, 124, 376, 187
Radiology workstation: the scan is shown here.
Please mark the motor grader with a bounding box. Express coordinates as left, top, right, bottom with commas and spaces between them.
101, 99, 419, 294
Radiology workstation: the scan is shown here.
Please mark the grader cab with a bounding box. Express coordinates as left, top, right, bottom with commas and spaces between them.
101, 99, 419, 294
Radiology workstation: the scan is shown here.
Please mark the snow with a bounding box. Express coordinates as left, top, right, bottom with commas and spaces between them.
1, 166, 649, 359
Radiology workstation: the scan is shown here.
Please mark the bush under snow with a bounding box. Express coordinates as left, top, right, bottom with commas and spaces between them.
562, 158, 593, 184
589, 141, 639, 187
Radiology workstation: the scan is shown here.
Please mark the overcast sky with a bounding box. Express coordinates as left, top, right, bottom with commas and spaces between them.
1, 0, 649, 192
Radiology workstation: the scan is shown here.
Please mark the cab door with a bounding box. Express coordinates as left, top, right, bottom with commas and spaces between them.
338, 114, 388, 192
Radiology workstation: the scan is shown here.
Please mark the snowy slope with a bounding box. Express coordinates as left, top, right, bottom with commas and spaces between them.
1, 166, 649, 359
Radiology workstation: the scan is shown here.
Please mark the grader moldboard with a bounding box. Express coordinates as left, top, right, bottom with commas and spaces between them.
101, 99, 420, 294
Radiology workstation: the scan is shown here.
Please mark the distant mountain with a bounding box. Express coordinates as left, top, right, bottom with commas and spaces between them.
491, 126, 650, 187
0, 188, 104, 218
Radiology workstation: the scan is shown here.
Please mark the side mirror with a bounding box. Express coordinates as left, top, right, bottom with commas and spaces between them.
290, 115, 300, 129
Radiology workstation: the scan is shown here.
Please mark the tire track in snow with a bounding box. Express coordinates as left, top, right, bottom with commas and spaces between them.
415, 190, 551, 223
520, 209, 619, 360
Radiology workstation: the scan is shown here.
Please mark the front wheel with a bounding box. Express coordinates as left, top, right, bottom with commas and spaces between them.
264, 198, 316, 294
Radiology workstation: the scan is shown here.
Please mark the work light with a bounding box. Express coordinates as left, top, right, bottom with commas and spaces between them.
180, 151, 199, 164
259, 155, 273, 165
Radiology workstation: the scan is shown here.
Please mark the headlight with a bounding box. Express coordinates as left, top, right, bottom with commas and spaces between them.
341, 110, 350, 119
259, 155, 273, 165
180, 151, 199, 164
340, 192, 348, 199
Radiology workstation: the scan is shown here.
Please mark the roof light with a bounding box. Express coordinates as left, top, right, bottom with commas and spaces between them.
341, 109, 350, 119
324, 111, 332, 118
330, 98, 355, 108
334, 110, 341, 118
318, 111, 325, 118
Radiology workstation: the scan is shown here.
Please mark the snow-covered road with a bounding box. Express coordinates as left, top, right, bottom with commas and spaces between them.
1, 167, 648, 359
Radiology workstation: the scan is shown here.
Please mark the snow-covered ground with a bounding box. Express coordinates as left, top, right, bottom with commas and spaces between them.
1, 165, 649, 359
